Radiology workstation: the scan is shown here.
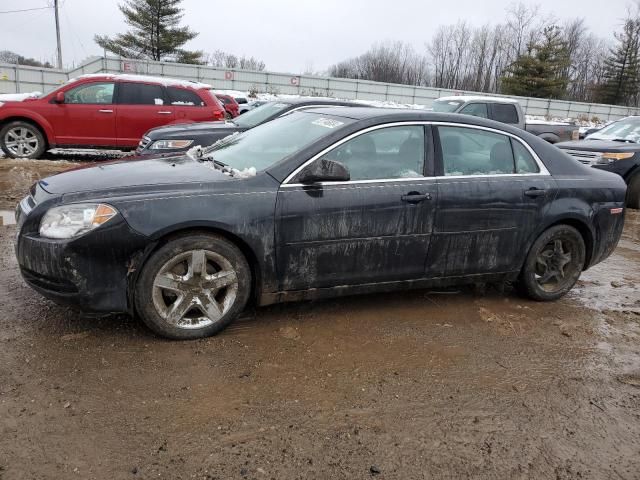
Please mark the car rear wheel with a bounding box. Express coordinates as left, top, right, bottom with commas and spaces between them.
135, 233, 251, 340
627, 173, 640, 210
0, 121, 46, 159
519, 225, 586, 301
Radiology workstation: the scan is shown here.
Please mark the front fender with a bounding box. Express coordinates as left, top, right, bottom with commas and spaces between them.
0, 107, 55, 144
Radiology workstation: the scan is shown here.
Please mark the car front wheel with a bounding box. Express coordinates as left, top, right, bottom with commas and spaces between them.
627, 173, 640, 210
135, 233, 251, 340
0, 121, 46, 159
519, 225, 586, 301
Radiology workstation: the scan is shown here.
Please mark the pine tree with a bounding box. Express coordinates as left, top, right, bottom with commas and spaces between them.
501, 26, 570, 99
95, 0, 202, 64
596, 19, 640, 106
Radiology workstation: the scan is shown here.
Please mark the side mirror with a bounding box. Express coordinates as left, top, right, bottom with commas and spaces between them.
55, 92, 65, 104
297, 159, 350, 184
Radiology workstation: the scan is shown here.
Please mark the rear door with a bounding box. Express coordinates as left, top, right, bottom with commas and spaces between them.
276, 124, 438, 291
429, 124, 555, 277
116, 82, 175, 147
51, 81, 117, 146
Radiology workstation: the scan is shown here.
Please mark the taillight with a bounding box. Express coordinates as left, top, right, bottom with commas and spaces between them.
572, 129, 580, 141
214, 110, 224, 120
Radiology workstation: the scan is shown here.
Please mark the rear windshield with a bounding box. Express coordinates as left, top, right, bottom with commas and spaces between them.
204, 112, 353, 171
232, 101, 291, 128
433, 99, 464, 113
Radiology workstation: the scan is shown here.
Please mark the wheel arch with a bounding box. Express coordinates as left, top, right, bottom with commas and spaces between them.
524, 216, 595, 272
0, 113, 54, 146
127, 225, 263, 311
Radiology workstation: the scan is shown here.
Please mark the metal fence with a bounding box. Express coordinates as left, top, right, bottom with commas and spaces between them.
2, 56, 639, 121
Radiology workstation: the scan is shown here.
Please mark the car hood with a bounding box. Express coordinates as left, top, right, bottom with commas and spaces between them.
38, 155, 232, 195
146, 121, 244, 139
556, 139, 640, 153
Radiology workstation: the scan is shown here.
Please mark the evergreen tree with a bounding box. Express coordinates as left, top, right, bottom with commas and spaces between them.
596, 19, 640, 106
501, 26, 570, 99
95, 0, 202, 64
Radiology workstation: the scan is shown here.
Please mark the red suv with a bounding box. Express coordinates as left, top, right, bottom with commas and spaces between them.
0, 74, 226, 159
214, 93, 240, 119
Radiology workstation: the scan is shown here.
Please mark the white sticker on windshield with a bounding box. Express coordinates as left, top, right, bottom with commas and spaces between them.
312, 118, 344, 129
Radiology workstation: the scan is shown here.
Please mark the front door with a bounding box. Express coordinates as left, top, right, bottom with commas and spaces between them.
276, 124, 438, 291
51, 81, 117, 146
428, 125, 556, 277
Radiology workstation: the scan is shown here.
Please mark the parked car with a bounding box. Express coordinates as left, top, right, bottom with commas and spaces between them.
16, 108, 625, 339
0, 74, 226, 159
234, 97, 250, 114
557, 116, 640, 209
433, 96, 580, 144
214, 93, 240, 118
137, 98, 362, 155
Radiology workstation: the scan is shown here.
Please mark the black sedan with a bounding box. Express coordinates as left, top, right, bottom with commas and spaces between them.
15, 108, 626, 339
136, 97, 363, 155
557, 116, 640, 209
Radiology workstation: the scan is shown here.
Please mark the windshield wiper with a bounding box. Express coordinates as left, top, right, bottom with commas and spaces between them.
611, 137, 637, 144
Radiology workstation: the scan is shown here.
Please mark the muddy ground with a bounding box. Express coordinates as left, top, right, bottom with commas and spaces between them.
0, 157, 639, 479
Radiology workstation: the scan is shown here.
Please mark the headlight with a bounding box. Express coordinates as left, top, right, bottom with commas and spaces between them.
600, 152, 635, 163
39, 203, 118, 239
149, 139, 194, 150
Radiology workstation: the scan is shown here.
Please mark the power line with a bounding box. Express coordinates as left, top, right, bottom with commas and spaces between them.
0, 6, 52, 14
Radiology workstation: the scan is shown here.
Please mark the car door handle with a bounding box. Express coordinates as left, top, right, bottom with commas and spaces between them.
524, 188, 547, 198
98, 109, 113, 113
157, 111, 173, 115
401, 192, 432, 204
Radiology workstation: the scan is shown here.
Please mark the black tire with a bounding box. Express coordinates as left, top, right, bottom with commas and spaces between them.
519, 225, 586, 302
0, 121, 47, 159
134, 233, 251, 340
627, 173, 640, 210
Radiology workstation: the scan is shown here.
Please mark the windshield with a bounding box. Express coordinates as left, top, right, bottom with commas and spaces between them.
233, 101, 290, 128
204, 112, 353, 171
433, 99, 464, 113
589, 118, 640, 142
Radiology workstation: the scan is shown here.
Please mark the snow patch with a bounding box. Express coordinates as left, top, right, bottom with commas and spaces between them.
77, 73, 211, 89
0, 91, 42, 102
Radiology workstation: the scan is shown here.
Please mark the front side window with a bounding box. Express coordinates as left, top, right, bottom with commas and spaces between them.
118, 82, 166, 105
492, 103, 519, 124
168, 87, 205, 106
439, 126, 515, 176
65, 82, 114, 104
459, 103, 488, 119
318, 126, 425, 181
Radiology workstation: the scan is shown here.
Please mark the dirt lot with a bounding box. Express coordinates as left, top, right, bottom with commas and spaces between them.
0, 157, 639, 479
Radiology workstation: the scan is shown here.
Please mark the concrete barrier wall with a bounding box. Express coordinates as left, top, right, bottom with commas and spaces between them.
1, 56, 638, 121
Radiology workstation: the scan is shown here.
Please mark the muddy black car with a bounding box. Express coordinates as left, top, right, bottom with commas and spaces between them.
557, 116, 640, 209
15, 108, 626, 339
136, 98, 362, 155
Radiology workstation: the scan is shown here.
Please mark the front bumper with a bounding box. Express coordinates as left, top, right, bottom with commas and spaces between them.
15, 211, 149, 314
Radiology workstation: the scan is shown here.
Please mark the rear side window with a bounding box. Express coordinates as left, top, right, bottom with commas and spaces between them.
492, 103, 519, 124
118, 82, 166, 105
513, 140, 540, 173
459, 103, 488, 119
167, 87, 205, 106
438, 126, 515, 176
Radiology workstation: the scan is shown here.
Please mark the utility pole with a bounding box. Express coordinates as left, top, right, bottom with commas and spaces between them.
54, 0, 63, 69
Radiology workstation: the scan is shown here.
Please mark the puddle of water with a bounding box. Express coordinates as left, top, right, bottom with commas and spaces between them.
0, 210, 16, 226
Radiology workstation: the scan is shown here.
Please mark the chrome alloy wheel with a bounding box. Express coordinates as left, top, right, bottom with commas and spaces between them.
151, 249, 239, 329
4, 126, 39, 157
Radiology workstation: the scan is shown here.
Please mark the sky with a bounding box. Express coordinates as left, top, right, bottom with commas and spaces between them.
0, 0, 632, 73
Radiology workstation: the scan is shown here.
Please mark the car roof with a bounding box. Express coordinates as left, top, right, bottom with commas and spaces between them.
75, 73, 212, 89
276, 97, 363, 107
299, 106, 526, 132
436, 95, 520, 104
